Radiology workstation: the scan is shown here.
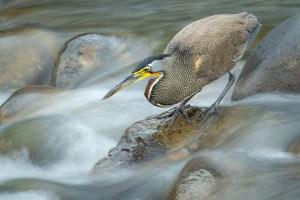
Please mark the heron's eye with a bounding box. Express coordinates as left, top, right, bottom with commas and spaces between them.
144, 66, 151, 72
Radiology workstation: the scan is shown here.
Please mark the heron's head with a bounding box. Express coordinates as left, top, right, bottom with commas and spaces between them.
101, 54, 170, 101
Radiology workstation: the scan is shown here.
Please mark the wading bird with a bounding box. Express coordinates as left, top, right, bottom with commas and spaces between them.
102, 12, 261, 124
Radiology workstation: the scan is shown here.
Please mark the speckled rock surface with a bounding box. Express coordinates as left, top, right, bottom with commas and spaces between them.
92, 105, 263, 174
232, 13, 300, 100
167, 156, 224, 200
92, 107, 204, 172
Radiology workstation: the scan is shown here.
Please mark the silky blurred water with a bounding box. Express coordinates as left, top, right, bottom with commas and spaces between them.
1, 0, 300, 51
0, 0, 299, 200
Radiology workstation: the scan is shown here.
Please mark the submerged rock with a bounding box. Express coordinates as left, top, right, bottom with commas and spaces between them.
168, 157, 224, 200
0, 25, 63, 91
0, 86, 61, 123
92, 105, 262, 173
168, 151, 300, 200
0, 114, 91, 166
232, 13, 300, 100
51, 33, 150, 88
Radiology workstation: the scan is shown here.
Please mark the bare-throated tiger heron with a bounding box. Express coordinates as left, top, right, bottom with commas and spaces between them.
102, 12, 261, 125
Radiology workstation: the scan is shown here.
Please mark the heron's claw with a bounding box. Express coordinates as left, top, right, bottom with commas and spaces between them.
197, 104, 220, 128
169, 105, 191, 125
158, 104, 191, 126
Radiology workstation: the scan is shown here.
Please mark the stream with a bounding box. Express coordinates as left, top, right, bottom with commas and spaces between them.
0, 0, 299, 200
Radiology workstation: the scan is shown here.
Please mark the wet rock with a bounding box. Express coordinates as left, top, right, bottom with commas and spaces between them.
92, 107, 203, 172
0, 25, 63, 91
167, 147, 300, 200
167, 149, 290, 200
232, 13, 300, 100
0, 86, 61, 123
51, 33, 149, 88
92, 105, 263, 173
167, 157, 224, 200
178, 153, 300, 200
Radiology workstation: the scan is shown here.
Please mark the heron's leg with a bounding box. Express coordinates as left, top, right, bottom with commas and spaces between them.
159, 94, 195, 124
208, 71, 235, 111
170, 97, 193, 124
198, 71, 236, 127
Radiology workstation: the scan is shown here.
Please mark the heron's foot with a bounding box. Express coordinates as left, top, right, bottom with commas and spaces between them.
158, 104, 191, 125
197, 103, 221, 128
171, 104, 191, 125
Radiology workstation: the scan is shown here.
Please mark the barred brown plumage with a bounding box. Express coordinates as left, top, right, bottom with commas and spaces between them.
102, 11, 261, 125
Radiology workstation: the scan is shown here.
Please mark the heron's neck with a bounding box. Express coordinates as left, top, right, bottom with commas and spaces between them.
144, 72, 164, 100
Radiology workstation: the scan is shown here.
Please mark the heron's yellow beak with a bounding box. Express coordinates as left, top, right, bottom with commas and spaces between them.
101, 68, 159, 101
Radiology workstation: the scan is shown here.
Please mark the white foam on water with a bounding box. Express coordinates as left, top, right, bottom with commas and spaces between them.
0, 190, 60, 200
0, 127, 116, 184
238, 148, 296, 161
5, 86, 168, 140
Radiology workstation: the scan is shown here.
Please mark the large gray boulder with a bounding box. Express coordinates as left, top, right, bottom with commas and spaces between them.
232, 13, 300, 100
51, 33, 150, 88
0, 25, 62, 91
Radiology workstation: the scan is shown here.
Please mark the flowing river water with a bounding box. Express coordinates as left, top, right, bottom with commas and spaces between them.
0, 1, 299, 200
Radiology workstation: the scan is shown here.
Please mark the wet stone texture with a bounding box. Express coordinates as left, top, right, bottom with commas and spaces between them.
0, 25, 62, 91
92, 105, 262, 174
92, 107, 204, 172
167, 157, 224, 200
232, 13, 300, 100
51, 33, 141, 88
